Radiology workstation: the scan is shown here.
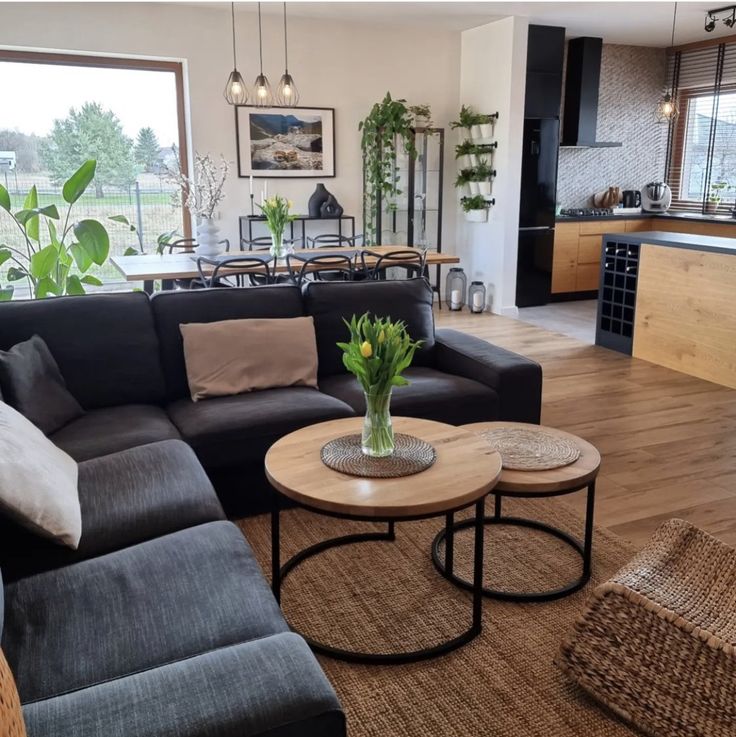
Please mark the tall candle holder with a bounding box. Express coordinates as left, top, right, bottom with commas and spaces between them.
250, 193, 255, 216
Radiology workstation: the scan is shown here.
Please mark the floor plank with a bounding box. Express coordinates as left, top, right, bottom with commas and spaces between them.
435, 308, 736, 548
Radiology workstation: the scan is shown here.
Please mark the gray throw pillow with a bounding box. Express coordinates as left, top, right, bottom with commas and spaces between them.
0, 335, 83, 435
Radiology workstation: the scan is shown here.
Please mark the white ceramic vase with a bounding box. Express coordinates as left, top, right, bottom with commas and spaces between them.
478, 181, 492, 196
465, 209, 488, 223
195, 217, 221, 256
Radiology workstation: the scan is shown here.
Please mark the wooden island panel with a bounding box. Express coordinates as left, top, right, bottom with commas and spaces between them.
633, 244, 736, 390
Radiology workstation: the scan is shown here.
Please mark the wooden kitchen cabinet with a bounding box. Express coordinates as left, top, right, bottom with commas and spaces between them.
577, 234, 602, 264
551, 222, 579, 294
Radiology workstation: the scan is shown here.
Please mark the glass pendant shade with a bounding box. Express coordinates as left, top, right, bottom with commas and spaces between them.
276, 72, 299, 106
224, 69, 248, 105
253, 73, 273, 106
656, 92, 679, 122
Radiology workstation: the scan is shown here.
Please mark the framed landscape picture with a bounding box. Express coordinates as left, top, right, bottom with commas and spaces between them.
235, 106, 335, 178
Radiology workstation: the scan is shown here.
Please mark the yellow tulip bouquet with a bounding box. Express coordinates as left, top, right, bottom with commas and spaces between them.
337, 313, 422, 457
257, 194, 297, 258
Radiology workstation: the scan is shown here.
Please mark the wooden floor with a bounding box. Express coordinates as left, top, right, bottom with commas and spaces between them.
435, 308, 736, 549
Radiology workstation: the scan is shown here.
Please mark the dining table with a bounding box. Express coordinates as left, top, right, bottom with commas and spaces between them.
110, 246, 460, 295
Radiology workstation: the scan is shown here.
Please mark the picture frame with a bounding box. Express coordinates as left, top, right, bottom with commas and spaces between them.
235, 105, 335, 178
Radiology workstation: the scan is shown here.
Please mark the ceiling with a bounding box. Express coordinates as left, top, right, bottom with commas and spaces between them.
242, 1, 735, 46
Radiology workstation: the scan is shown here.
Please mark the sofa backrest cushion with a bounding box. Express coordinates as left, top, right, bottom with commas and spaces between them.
0, 293, 166, 409
303, 278, 436, 376
151, 285, 305, 400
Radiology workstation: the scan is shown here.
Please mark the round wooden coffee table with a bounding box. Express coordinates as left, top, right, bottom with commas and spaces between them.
432, 421, 601, 602
265, 416, 502, 665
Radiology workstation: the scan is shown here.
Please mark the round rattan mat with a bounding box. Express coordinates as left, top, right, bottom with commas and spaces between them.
478, 427, 580, 471
321, 433, 436, 478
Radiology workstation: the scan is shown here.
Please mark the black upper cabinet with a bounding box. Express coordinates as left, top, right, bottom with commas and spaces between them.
525, 25, 565, 119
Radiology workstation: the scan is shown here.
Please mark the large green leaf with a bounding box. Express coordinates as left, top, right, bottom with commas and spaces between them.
30, 244, 59, 279
69, 242, 93, 272
14, 205, 60, 224
63, 160, 96, 204
0, 248, 11, 267
36, 277, 61, 298
0, 184, 10, 212
7, 267, 29, 282
0, 286, 14, 302
73, 219, 109, 267
23, 186, 39, 242
65, 275, 86, 296
123, 247, 140, 256
108, 214, 136, 231
79, 274, 103, 286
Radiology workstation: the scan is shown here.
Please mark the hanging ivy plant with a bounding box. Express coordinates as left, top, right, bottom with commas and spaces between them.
359, 92, 417, 245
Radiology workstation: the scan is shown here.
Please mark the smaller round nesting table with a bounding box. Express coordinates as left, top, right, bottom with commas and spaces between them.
432, 421, 601, 602
265, 416, 502, 665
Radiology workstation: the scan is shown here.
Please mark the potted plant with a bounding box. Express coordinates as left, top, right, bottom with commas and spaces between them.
359, 93, 417, 244
470, 162, 496, 196
454, 168, 475, 195
257, 195, 297, 258
408, 103, 433, 129
455, 140, 478, 168
337, 313, 422, 457
475, 112, 499, 139
706, 181, 728, 214
461, 194, 491, 223
450, 105, 477, 141
474, 141, 498, 160
164, 152, 229, 256
0, 160, 111, 300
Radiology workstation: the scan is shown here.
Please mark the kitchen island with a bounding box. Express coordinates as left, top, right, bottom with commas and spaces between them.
596, 230, 736, 390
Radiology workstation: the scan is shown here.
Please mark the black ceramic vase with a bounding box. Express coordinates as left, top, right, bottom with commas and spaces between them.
308, 183, 331, 218
320, 194, 344, 218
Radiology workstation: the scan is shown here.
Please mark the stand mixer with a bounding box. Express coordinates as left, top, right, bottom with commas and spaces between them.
641, 182, 672, 212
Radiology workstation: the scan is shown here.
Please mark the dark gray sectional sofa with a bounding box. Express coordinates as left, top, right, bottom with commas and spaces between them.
0, 277, 542, 736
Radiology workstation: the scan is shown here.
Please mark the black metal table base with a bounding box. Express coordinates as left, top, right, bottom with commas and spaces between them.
432, 482, 595, 603
272, 498, 486, 665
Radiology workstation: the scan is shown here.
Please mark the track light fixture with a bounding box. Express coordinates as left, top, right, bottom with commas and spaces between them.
704, 4, 736, 32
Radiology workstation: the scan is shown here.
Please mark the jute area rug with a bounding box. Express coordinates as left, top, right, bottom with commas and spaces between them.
238, 497, 642, 737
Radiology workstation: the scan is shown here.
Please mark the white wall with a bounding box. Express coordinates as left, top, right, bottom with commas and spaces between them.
457, 16, 528, 315
0, 2, 461, 250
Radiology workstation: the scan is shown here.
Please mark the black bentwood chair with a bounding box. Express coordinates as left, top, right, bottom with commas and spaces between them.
241, 236, 300, 251
166, 238, 231, 290
307, 233, 362, 248
285, 252, 355, 287
361, 248, 428, 281
196, 254, 275, 288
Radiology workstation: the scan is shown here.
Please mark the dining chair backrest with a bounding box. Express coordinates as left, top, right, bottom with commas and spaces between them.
241, 236, 299, 251
285, 252, 355, 287
308, 234, 359, 248
168, 238, 230, 254
361, 248, 427, 280
196, 254, 274, 288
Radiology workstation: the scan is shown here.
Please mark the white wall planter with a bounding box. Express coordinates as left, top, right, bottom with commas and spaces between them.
464, 209, 488, 223
479, 122, 494, 138
470, 124, 484, 139
477, 181, 492, 196
468, 181, 480, 195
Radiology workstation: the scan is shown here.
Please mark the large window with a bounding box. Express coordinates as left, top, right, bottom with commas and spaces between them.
666, 41, 736, 214
0, 50, 189, 295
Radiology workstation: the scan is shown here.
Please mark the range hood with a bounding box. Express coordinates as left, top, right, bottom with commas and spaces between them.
561, 36, 622, 148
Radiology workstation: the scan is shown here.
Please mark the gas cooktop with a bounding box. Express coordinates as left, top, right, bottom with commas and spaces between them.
559, 207, 614, 217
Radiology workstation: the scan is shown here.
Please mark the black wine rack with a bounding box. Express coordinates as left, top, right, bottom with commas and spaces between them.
595, 236, 640, 355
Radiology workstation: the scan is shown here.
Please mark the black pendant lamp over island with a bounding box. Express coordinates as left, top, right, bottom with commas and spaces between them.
656, 2, 680, 122
224, 2, 247, 105
253, 2, 273, 107
276, 2, 300, 105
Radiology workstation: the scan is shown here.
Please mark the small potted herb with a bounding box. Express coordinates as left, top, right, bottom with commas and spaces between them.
454, 168, 474, 195
706, 181, 728, 214
408, 103, 433, 129
469, 162, 496, 196
455, 140, 478, 168
475, 112, 499, 139
461, 194, 491, 223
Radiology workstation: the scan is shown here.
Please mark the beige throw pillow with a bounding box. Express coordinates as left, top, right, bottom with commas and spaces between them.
180, 316, 319, 402
0, 401, 81, 548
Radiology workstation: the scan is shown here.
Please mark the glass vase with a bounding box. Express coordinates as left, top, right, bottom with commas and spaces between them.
269, 231, 284, 258
362, 390, 394, 457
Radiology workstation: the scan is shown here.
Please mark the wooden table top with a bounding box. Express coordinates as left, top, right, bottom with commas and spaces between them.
265, 417, 502, 519
111, 246, 459, 282
461, 422, 601, 494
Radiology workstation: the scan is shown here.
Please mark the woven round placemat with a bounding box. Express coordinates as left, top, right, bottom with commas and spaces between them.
479, 427, 580, 471
321, 433, 436, 478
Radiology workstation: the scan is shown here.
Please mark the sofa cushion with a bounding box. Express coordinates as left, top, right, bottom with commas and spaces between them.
319, 367, 500, 426
50, 404, 180, 462
151, 285, 305, 401
22, 633, 345, 737
167, 387, 355, 468
0, 336, 83, 434
0, 440, 224, 580
0, 293, 166, 409
302, 278, 436, 376
0, 401, 81, 549
180, 316, 318, 401
2, 521, 287, 703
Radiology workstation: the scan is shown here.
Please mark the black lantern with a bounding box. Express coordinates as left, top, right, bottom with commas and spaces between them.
468, 281, 486, 313
445, 267, 467, 311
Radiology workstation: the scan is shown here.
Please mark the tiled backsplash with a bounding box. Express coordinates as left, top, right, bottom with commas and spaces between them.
557, 44, 669, 208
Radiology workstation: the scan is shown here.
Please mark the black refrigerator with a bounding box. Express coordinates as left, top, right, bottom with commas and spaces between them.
515, 117, 560, 307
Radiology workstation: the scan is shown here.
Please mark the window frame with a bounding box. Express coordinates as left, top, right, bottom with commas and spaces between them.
0, 48, 191, 237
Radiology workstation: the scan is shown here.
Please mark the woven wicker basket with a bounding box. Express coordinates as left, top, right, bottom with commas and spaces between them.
0, 648, 27, 737
556, 519, 736, 737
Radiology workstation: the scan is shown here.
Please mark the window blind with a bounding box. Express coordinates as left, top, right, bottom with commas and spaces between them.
665, 40, 736, 215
